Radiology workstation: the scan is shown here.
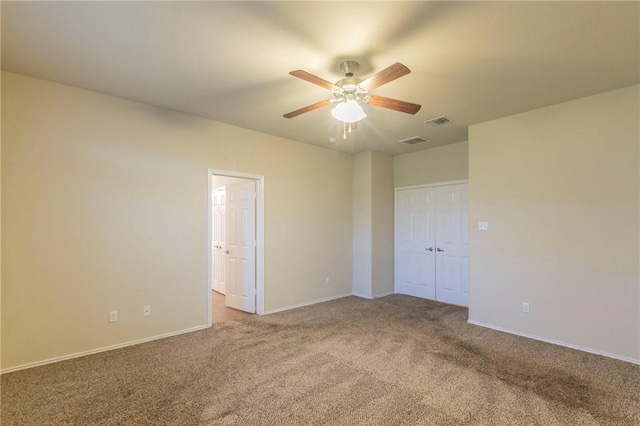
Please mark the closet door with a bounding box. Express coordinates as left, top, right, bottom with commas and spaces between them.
394, 183, 469, 307
435, 185, 469, 306
395, 188, 436, 299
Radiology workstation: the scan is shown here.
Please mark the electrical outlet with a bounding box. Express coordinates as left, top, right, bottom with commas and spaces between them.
522, 303, 530, 314
478, 221, 489, 231
143, 305, 151, 316
325, 276, 330, 285
109, 311, 118, 323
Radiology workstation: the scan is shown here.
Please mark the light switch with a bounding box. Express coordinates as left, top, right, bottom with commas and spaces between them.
478, 221, 489, 231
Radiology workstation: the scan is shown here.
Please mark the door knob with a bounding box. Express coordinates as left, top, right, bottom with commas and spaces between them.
425, 247, 433, 251
224, 250, 230, 254
437, 248, 444, 252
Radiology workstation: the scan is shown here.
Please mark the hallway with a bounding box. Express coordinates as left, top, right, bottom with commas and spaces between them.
212, 290, 252, 323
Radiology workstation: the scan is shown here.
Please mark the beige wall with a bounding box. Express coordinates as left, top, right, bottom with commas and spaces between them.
394, 141, 468, 188
371, 151, 394, 297
352, 152, 373, 298
1, 72, 353, 370
468, 85, 640, 362
352, 151, 395, 298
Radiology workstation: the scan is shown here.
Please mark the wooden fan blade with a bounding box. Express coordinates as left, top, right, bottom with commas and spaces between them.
283, 100, 332, 118
367, 95, 421, 115
359, 63, 411, 91
289, 70, 339, 91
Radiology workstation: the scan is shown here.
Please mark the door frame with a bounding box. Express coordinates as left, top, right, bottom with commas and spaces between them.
207, 169, 265, 326
393, 179, 468, 296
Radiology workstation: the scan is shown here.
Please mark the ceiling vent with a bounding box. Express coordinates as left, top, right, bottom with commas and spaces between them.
398, 136, 428, 145
423, 116, 451, 126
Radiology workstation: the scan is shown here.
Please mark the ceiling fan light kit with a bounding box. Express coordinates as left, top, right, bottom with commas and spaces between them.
284, 61, 422, 132
331, 98, 366, 123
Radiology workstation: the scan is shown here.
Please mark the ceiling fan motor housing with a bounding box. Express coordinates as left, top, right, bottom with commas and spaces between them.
339, 60, 359, 77
336, 61, 364, 97
336, 77, 361, 92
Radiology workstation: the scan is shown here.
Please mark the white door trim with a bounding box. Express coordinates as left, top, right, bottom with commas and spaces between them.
394, 179, 469, 297
207, 169, 265, 327
396, 179, 469, 192
211, 186, 226, 294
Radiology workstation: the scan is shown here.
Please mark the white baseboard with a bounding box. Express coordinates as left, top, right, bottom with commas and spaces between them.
467, 320, 640, 365
1, 324, 210, 375
352, 292, 373, 300
264, 293, 353, 315
374, 291, 394, 298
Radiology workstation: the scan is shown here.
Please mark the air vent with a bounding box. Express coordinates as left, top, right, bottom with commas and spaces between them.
423, 116, 451, 126
398, 136, 428, 145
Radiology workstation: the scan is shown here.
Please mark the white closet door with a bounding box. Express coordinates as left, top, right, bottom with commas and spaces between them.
435, 185, 469, 306
394, 183, 469, 307
395, 188, 436, 299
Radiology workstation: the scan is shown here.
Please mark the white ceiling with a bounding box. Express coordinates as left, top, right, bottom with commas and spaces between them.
2, 1, 638, 155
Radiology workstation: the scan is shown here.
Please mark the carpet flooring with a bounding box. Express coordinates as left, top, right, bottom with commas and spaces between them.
2, 295, 639, 425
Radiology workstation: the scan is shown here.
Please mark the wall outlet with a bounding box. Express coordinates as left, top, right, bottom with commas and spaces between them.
478, 221, 489, 231
522, 302, 530, 314
143, 305, 151, 316
325, 276, 331, 285
109, 310, 118, 323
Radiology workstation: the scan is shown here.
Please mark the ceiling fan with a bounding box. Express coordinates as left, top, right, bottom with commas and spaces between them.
283, 61, 421, 123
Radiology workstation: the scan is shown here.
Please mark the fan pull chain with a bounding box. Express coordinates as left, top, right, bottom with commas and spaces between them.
342, 121, 358, 139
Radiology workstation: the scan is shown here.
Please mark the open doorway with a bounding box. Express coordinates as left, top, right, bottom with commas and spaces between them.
207, 169, 264, 326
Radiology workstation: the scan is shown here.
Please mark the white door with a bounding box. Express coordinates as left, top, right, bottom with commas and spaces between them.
396, 187, 436, 299
395, 183, 469, 307
224, 180, 256, 313
211, 187, 226, 294
434, 185, 470, 306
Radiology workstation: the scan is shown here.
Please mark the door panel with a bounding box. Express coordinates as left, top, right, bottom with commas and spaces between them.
461, 256, 470, 295
395, 189, 436, 299
225, 180, 256, 313
460, 189, 469, 246
435, 185, 469, 306
436, 254, 455, 294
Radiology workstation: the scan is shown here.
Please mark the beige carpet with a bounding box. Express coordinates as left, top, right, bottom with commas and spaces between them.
2, 295, 639, 425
